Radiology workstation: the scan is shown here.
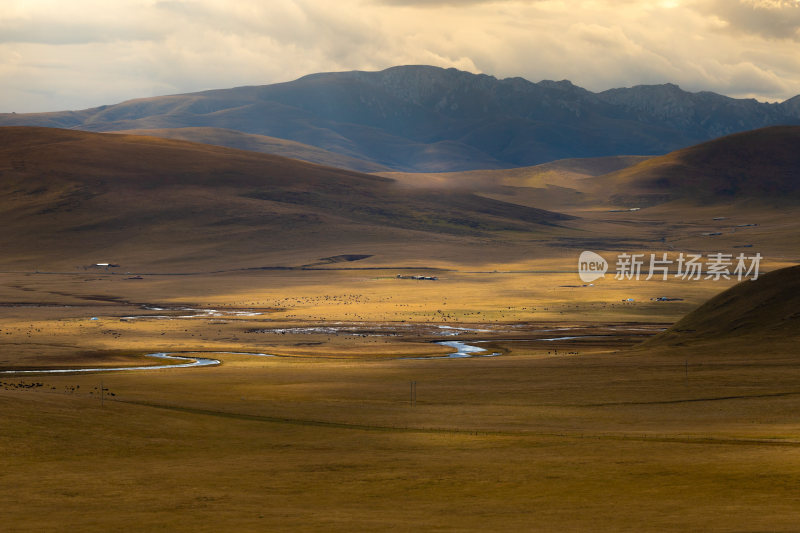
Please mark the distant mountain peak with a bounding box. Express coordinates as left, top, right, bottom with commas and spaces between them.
536, 79, 580, 90
1, 65, 799, 172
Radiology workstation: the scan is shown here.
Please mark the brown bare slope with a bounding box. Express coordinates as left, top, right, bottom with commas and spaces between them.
381, 155, 651, 211
0, 127, 572, 271
595, 126, 800, 206
382, 155, 650, 190
643, 265, 800, 354
115, 127, 390, 173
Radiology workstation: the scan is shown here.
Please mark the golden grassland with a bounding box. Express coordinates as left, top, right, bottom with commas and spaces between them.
0, 267, 735, 366
2, 127, 800, 531
2, 264, 800, 532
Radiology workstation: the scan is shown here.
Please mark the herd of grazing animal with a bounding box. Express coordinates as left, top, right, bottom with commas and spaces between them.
1, 380, 115, 398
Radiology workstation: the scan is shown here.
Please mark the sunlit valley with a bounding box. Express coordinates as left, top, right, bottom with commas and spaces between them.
2, 2, 800, 531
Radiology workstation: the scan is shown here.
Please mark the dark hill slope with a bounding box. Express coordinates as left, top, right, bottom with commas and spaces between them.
115, 127, 391, 172
0, 127, 571, 271
643, 265, 800, 353
594, 126, 800, 205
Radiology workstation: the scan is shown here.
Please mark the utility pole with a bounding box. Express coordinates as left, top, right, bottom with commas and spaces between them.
100, 380, 109, 407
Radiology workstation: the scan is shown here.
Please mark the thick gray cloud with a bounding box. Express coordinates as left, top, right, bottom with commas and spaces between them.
0, 0, 798, 113
694, 0, 800, 40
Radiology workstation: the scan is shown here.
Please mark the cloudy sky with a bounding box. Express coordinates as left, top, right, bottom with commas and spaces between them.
2, 0, 799, 112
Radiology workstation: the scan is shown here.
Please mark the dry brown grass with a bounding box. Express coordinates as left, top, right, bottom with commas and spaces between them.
4, 337, 800, 532
2, 126, 800, 531
1, 267, 800, 531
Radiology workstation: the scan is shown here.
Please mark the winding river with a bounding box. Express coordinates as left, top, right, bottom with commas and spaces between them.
0, 340, 503, 374
423, 340, 501, 359
1, 326, 649, 374
0, 353, 220, 375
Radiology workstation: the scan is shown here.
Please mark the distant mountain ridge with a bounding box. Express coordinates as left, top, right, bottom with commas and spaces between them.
2, 65, 799, 172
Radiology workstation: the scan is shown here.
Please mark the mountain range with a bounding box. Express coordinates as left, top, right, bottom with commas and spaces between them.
2, 65, 800, 172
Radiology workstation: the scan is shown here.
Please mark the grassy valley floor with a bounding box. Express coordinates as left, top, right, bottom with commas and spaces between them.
2, 267, 800, 531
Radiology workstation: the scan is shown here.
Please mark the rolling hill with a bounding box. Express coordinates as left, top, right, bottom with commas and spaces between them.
379, 126, 800, 211
2, 65, 799, 172
643, 265, 800, 354
381, 155, 650, 192
114, 127, 390, 173
380, 155, 651, 211
593, 126, 800, 206
0, 126, 572, 271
